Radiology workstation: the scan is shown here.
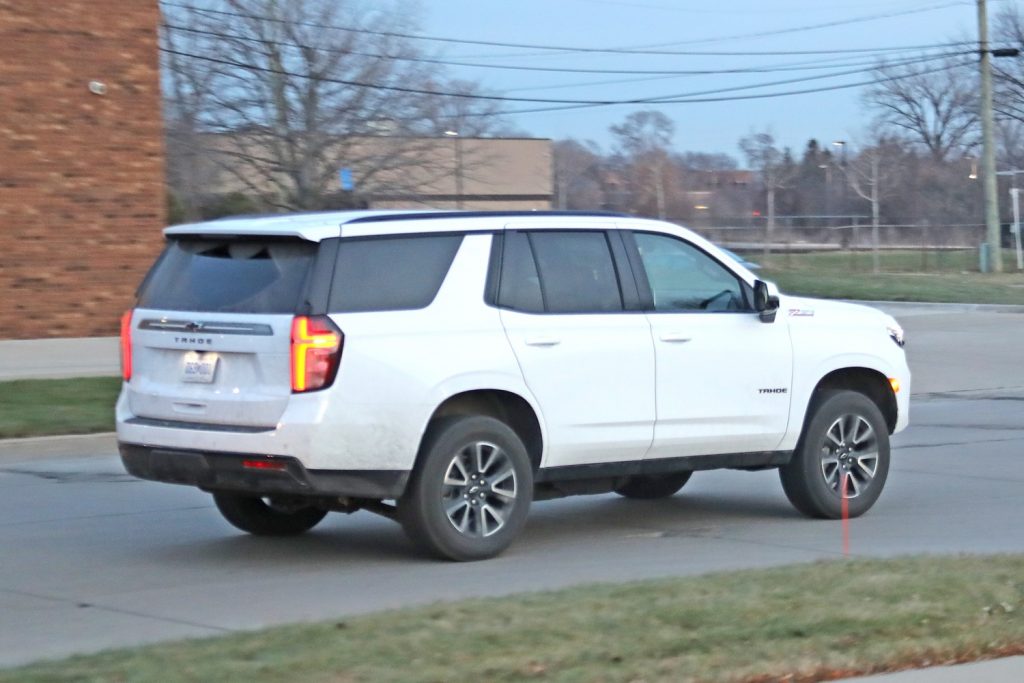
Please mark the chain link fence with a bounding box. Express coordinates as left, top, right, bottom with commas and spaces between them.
679, 215, 1023, 273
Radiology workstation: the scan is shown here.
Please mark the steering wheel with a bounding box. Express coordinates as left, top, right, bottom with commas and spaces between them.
699, 289, 735, 310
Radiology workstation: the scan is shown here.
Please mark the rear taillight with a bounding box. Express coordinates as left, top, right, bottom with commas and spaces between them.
120, 309, 133, 381
291, 315, 343, 393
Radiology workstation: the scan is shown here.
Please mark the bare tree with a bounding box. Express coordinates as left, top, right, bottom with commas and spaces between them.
997, 118, 1024, 171
863, 57, 978, 163
161, 0, 508, 212
739, 132, 797, 259
610, 110, 675, 219
844, 139, 904, 274
994, 4, 1024, 127
675, 151, 737, 172
163, 2, 224, 221
552, 139, 605, 210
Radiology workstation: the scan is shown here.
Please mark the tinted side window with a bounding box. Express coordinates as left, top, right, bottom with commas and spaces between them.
529, 231, 623, 313
329, 235, 463, 313
137, 238, 316, 313
497, 232, 544, 312
634, 232, 748, 312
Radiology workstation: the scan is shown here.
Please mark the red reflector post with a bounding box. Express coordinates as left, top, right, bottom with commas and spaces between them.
242, 459, 288, 471
291, 315, 343, 393
120, 310, 133, 381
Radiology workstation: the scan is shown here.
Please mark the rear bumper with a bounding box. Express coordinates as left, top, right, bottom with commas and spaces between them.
119, 443, 410, 500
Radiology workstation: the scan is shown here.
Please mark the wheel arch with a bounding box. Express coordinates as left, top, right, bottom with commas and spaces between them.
420, 389, 544, 472
805, 367, 898, 435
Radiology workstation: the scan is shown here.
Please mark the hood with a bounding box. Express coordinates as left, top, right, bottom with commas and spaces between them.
777, 295, 899, 328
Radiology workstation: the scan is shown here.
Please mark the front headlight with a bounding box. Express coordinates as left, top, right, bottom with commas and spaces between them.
887, 323, 905, 348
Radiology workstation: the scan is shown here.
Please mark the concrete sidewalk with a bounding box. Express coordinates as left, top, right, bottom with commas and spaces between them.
0, 432, 117, 465
0, 336, 118, 380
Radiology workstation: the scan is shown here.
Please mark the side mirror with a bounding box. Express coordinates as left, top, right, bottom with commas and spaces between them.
753, 280, 780, 323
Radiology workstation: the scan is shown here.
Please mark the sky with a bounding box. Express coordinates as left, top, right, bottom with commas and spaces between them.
417, 0, 1020, 161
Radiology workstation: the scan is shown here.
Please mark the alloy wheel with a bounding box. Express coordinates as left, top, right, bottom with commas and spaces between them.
442, 441, 518, 537
819, 413, 879, 499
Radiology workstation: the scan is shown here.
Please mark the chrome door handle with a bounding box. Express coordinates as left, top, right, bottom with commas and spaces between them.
524, 336, 561, 347
659, 332, 692, 343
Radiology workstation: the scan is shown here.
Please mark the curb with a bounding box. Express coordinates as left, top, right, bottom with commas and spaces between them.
0, 432, 117, 465
841, 655, 1024, 682
846, 300, 1024, 314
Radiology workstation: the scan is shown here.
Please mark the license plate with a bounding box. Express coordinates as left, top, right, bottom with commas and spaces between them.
181, 353, 219, 384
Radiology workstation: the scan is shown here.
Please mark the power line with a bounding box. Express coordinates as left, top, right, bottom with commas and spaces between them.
651, 54, 966, 103
499, 50, 966, 92
159, 44, 965, 108
162, 21, 968, 78
568, 0, 969, 15
469, 61, 962, 118
158, 1, 975, 58
616, 1, 971, 49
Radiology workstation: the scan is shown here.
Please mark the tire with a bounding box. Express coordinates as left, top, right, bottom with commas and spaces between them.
398, 416, 533, 561
780, 390, 890, 519
614, 472, 692, 499
212, 492, 328, 536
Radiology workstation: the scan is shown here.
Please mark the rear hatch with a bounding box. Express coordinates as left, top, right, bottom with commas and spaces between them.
127, 236, 319, 428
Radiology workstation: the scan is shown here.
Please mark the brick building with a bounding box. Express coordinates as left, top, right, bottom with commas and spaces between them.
0, 2, 165, 340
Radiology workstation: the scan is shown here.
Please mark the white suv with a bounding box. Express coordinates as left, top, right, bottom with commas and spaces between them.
117, 210, 910, 560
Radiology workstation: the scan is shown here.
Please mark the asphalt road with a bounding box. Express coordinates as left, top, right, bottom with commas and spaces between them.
2, 305, 1024, 668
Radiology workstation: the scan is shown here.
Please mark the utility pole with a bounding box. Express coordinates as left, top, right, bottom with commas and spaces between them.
978, 0, 1002, 272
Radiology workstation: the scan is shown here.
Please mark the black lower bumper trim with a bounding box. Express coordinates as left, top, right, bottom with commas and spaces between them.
119, 443, 409, 500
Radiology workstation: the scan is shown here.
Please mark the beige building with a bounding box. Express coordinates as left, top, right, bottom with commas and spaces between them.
363, 137, 553, 211
184, 135, 553, 213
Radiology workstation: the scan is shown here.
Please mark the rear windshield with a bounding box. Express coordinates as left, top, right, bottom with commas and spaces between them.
137, 238, 316, 313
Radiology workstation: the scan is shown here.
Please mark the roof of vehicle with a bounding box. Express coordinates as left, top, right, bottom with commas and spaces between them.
161, 209, 759, 283
164, 210, 631, 241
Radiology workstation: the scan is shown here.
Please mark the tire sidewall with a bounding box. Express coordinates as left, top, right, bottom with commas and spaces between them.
786, 391, 891, 518
401, 416, 533, 561
614, 471, 692, 499
212, 491, 327, 536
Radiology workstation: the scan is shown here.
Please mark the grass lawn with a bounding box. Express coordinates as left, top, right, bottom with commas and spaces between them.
0, 377, 121, 439
3, 555, 1022, 682
747, 249, 1024, 305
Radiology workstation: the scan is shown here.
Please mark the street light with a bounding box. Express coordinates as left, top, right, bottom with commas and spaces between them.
831, 140, 847, 164
444, 130, 464, 209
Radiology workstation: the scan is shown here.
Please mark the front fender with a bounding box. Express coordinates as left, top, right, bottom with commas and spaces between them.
781, 352, 909, 450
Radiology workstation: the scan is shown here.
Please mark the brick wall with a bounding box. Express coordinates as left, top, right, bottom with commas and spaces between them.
0, 1, 165, 339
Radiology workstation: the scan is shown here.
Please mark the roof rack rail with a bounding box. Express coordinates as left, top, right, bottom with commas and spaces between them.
345, 210, 629, 224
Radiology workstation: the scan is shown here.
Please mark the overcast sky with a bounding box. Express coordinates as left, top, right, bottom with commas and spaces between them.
418, 0, 1018, 160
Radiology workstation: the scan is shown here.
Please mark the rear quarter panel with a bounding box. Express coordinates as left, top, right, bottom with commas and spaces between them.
309, 233, 542, 472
